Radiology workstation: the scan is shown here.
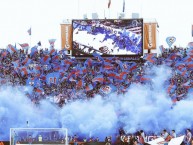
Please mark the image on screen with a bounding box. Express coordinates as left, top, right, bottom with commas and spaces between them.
72, 19, 143, 57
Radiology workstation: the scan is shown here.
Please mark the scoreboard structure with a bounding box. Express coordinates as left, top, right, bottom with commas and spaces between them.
61, 19, 144, 59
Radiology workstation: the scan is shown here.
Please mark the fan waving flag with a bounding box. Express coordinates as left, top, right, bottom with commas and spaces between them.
108, 0, 111, 8
7, 44, 17, 54
30, 45, 38, 57
27, 28, 31, 35
49, 39, 56, 46
40, 55, 51, 64
19, 43, 29, 49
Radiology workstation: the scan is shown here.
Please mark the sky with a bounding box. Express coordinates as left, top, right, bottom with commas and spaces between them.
0, 0, 193, 49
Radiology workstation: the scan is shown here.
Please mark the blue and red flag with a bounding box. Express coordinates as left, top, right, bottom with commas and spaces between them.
67, 70, 76, 80
106, 71, 116, 78
22, 57, 31, 66
115, 72, 127, 81
63, 59, 73, 65
52, 55, 59, 63
12, 60, 20, 68
52, 64, 62, 71
167, 84, 176, 94
103, 62, 114, 70
92, 52, 104, 62
92, 75, 104, 83
85, 84, 93, 91
40, 74, 46, 82
139, 75, 151, 83
77, 79, 84, 88
175, 62, 185, 71
35, 65, 41, 71
1, 50, 8, 57
170, 94, 177, 104
35, 88, 44, 95
19, 43, 29, 49
40, 55, 51, 64
20, 67, 30, 76
182, 81, 190, 89
129, 62, 138, 72
144, 53, 156, 63
50, 48, 57, 56
168, 52, 181, 60
186, 62, 193, 70
84, 58, 93, 67
7, 44, 17, 54
183, 56, 192, 63
30, 46, 38, 57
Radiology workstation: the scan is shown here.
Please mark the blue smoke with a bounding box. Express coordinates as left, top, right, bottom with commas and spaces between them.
0, 65, 193, 141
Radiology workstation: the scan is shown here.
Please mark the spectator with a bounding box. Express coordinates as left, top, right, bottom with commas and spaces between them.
28, 135, 33, 145
186, 129, 192, 145
138, 130, 145, 145
171, 130, 176, 138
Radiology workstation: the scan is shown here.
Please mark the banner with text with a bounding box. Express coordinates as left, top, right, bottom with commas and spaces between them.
144, 23, 157, 49
61, 24, 72, 50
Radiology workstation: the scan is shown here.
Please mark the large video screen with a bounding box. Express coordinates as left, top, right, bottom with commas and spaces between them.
72, 19, 143, 57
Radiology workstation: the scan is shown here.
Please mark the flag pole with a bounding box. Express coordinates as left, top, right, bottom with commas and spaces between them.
191, 24, 193, 42
108, 0, 111, 18
29, 33, 31, 55
108, 8, 110, 18
30, 34, 31, 48
28, 26, 31, 55
28, 26, 31, 48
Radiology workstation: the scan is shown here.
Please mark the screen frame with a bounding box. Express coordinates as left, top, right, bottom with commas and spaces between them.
71, 18, 144, 58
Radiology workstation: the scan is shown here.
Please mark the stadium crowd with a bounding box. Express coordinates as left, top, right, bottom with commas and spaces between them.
12, 128, 192, 145
0, 44, 193, 106
1, 43, 193, 145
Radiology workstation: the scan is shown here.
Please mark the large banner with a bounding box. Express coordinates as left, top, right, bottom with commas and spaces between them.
144, 23, 157, 49
72, 19, 143, 57
61, 24, 72, 50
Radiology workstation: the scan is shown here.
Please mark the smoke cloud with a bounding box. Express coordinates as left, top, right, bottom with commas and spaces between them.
0, 65, 193, 141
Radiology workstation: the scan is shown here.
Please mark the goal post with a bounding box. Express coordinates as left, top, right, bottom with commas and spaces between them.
10, 128, 68, 145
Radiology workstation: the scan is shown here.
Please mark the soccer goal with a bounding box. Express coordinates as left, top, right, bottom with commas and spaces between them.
10, 128, 68, 145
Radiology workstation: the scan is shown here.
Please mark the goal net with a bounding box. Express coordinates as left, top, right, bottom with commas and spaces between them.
10, 128, 68, 145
